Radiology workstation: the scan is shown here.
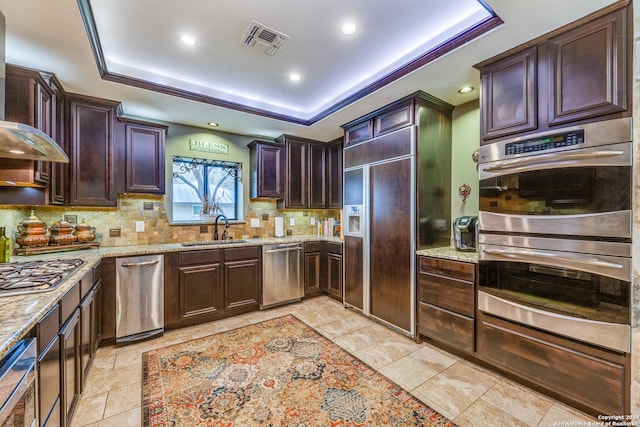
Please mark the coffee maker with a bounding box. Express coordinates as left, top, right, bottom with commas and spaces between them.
453, 216, 478, 252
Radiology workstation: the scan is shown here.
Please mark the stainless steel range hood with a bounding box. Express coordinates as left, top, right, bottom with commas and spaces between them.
0, 12, 68, 164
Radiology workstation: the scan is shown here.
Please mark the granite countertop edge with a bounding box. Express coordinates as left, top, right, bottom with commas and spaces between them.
415, 246, 479, 263
0, 235, 341, 359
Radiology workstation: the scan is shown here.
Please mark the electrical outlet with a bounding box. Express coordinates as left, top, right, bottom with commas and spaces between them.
302, 211, 308, 217
310, 218, 316, 225
262, 213, 269, 221
135, 221, 145, 232
289, 218, 295, 226
250, 218, 260, 228
109, 228, 121, 237
199, 225, 209, 233
286, 229, 293, 236
143, 202, 154, 210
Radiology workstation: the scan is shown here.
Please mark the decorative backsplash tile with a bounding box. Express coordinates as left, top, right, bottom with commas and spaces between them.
1, 195, 341, 251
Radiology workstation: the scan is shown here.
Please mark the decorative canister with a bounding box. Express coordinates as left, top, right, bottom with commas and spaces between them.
16, 211, 49, 248
73, 219, 96, 243
48, 218, 77, 246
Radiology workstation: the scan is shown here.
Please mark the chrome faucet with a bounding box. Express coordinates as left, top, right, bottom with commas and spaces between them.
213, 214, 229, 240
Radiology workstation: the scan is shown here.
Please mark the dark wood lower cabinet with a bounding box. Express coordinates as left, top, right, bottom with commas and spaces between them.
478, 312, 630, 416
60, 310, 81, 427
223, 247, 261, 313
164, 247, 261, 329
304, 242, 323, 298
79, 290, 94, 389
326, 243, 342, 301
37, 305, 61, 427
343, 236, 363, 310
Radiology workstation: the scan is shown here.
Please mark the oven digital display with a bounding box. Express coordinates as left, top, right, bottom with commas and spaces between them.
505, 129, 584, 155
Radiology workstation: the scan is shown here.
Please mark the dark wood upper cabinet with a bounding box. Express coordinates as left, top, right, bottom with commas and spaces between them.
4, 65, 55, 186
307, 142, 326, 208
477, 3, 630, 143
280, 136, 307, 209
68, 94, 120, 206
247, 140, 283, 199
326, 137, 342, 208
480, 46, 538, 140
546, 8, 628, 126
123, 121, 167, 194
45, 73, 68, 205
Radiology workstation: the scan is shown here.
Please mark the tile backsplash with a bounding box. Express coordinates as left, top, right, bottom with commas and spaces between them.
1, 194, 341, 252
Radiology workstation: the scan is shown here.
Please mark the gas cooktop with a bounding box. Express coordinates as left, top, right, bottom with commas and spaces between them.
0, 259, 84, 297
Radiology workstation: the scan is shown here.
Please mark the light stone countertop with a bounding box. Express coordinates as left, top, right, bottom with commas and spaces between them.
0, 234, 341, 360
415, 246, 479, 263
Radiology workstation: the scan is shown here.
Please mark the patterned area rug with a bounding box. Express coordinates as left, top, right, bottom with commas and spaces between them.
142, 315, 457, 426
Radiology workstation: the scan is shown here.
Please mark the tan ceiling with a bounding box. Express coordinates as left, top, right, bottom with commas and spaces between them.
0, 0, 619, 142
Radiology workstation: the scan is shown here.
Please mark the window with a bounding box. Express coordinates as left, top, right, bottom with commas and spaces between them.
172, 156, 242, 222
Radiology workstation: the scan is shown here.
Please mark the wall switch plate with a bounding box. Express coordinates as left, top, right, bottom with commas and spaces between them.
310, 218, 316, 225
135, 221, 145, 232
250, 218, 260, 228
109, 228, 121, 237
289, 218, 295, 226
262, 213, 269, 221
143, 202, 154, 210
286, 229, 293, 236
302, 211, 308, 216
199, 225, 209, 233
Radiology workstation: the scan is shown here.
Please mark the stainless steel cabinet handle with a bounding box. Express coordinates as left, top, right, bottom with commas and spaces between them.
265, 246, 302, 254
482, 247, 623, 269
121, 260, 160, 268
483, 150, 625, 173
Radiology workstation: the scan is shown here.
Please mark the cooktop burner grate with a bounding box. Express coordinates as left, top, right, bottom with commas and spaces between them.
0, 259, 84, 296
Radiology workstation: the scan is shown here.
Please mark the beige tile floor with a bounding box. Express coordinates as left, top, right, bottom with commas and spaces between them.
71, 296, 599, 427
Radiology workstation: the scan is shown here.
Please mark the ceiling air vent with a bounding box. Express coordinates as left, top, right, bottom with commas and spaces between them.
242, 20, 290, 56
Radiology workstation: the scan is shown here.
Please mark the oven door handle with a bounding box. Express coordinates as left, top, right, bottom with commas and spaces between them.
482, 150, 625, 173
481, 247, 624, 269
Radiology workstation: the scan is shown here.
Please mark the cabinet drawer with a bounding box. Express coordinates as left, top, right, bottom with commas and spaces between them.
418, 272, 474, 317
419, 256, 475, 282
37, 305, 60, 353
60, 282, 80, 324
304, 241, 321, 253
80, 270, 93, 300
179, 250, 221, 265
478, 313, 628, 415
224, 246, 260, 261
418, 302, 474, 353
326, 242, 342, 255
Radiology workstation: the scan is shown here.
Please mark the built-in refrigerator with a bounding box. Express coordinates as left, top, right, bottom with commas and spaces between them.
343, 126, 416, 336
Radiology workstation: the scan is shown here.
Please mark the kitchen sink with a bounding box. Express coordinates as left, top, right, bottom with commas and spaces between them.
180, 240, 247, 247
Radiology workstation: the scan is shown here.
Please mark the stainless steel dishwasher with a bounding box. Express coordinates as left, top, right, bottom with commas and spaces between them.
116, 254, 164, 344
261, 243, 304, 308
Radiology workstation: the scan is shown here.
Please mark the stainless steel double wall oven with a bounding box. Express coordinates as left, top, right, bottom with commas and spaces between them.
477, 117, 632, 353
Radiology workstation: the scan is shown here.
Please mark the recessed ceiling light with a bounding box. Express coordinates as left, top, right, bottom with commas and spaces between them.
289, 73, 301, 82
207, 122, 219, 127
180, 34, 196, 46
458, 86, 474, 94
341, 22, 357, 35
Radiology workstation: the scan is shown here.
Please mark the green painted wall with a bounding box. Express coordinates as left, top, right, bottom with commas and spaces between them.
450, 100, 480, 222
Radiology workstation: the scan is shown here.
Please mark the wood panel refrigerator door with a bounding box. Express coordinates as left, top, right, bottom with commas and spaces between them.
343, 235, 364, 309
369, 158, 413, 332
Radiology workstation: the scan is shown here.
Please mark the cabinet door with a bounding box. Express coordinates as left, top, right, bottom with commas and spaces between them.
47, 75, 67, 205
125, 124, 165, 194
178, 263, 222, 321
224, 248, 261, 312
79, 290, 94, 390
60, 310, 80, 427
344, 120, 373, 146
343, 235, 363, 310
326, 252, 343, 299
326, 138, 343, 208
91, 279, 102, 354
249, 141, 283, 199
37, 314, 61, 427
547, 8, 628, 126
68, 95, 119, 206
304, 251, 322, 296
307, 143, 326, 208
480, 46, 538, 141
34, 83, 53, 185
284, 139, 307, 208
